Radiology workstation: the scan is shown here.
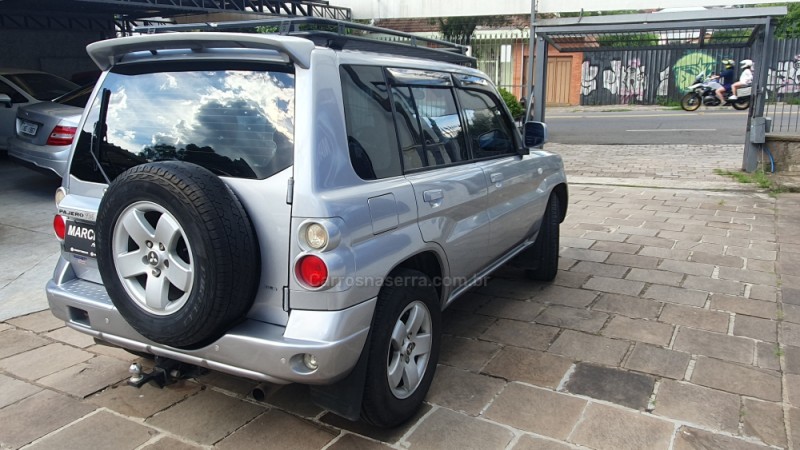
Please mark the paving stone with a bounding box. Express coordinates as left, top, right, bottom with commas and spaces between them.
682, 276, 744, 296
583, 276, 644, 296
786, 345, 800, 375
90, 380, 203, 419
511, 434, 574, 450
565, 363, 654, 410
688, 252, 744, 268
320, 404, 430, 444
27, 411, 157, 450
427, 366, 505, 416
42, 326, 96, 348
0, 373, 42, 408
570, 261, 629, 278
583, 231, 626, 242
673, 426, 770, 450
553, 271, 591, 289
0, 343, 94, 380
482, 346, 572, 389
478, 278, 542, 300
691, 357, 781, 402
405, 407, 513, 450
657, 259, 714, 277
217, 409, 336, 450
140, 437, 203, 450
476, 298, 545, 321
710, 295, 777, 320
37, 355, 131, 398
448, 291, 492, 313
86, 343, 143, 362
718, 267, 777, 286
0, 323, 9, 333
591, 241, 641, 254
548, 330, 630, 366
0, 390, 96, 449
560, 248, 610, 263
625, 268, 684, 287
535, 306, 609, 333
442, 310, 496, 339
327, 434, 391, 450
440, 335, 500, 372
0, 328, 49, 359
727, 246, 777, 261
673, 328, 753, 364
624, 343, 690, 379
747, 259, 775, 273
742, 398, 787, 448
592, 294, 662, 319
756, 342, 781, 371
789, 374, 800, 406
6, 310, 64, 333
258, 383, 324, 419
605, 253, 660, 270
146, 389, 264, 445
480, 319, 559, 350
197, 370, 259, 397
625, 234, 675, 249
654, 380, 740, 433
602, 316, 673, 346
783, 321, 800, 347
749, 284, 777, 302
569, 403, 673, 450
561, 237, 595, 249
533, 285, 598, 308
733, 315, 777, 342
658, 304, 729, 332
616, 225, 656, 236
790, 408, 800, 450
644, 285, 707, 307
485, 383, 586, 440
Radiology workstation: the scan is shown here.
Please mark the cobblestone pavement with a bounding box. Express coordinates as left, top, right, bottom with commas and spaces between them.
2, 145, 799, 449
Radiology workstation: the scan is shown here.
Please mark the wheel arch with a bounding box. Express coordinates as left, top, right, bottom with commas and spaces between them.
552, 182, 568, 222
390, 250, 446, 304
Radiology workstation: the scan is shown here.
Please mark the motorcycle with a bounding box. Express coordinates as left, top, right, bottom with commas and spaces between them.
680, 74, 751, 111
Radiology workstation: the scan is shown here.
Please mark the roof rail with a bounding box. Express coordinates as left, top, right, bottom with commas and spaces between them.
134, 17, 476, 66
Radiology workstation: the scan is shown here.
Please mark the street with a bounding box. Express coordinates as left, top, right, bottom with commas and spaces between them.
547, 107, 749, 145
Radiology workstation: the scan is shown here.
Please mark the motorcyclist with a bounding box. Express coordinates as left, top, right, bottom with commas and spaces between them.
714, 59, 736, 104
729, 59, 753, 100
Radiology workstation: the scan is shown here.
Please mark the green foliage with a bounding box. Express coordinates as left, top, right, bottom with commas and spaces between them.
596, 33, 659, 48
499, 88, 524, 119
431, 16, 503, 45
776, 3, 800, 38
708, 29, 751, 44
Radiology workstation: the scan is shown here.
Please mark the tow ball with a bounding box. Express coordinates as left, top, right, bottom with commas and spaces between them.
127, 356, 205, 388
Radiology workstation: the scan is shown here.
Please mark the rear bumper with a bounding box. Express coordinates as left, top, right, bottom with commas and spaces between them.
8, 137, 69, 178
46, 257, 374, 385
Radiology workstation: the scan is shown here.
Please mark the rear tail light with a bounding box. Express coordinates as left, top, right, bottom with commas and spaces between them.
297, 255, 328, 288
46, 125, 77, 146
53, 215, 66, 241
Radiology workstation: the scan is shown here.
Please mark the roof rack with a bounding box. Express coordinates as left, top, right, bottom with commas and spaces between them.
134, 17, 476, 66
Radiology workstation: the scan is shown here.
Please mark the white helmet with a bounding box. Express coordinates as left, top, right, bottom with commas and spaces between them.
740, 59, 753, 69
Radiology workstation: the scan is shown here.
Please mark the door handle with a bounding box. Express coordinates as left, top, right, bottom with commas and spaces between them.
490, 173, 504, 183
423, 189, 444, 203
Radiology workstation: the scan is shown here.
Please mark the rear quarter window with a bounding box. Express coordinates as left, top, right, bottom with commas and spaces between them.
70, 62, 294, 182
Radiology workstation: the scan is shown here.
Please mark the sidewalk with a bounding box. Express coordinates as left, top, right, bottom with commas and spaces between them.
1, 145, 797, 449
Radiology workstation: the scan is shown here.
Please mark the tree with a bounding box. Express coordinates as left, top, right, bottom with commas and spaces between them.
432, 16, 503, 46
775, 3, 800, 38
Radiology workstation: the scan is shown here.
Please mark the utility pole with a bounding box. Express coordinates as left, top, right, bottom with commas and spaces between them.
525, 0, 537, 121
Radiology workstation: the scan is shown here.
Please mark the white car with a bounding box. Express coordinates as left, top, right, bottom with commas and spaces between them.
0, 69, 78, 151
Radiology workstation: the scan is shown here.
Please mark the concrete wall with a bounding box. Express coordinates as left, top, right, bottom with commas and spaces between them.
765, 134, 800, 173
0, 29, 107, 80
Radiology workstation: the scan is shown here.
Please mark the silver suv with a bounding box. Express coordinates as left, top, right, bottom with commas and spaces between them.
46, 19, 568, 428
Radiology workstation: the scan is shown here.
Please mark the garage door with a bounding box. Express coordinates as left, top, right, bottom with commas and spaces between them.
547, 57, 572, 105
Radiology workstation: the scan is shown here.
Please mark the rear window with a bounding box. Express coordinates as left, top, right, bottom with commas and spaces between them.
4, 73, 77, 100
70, 62, 295, 182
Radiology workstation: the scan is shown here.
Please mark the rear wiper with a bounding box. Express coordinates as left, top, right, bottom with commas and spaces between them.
90, 88, 112, 184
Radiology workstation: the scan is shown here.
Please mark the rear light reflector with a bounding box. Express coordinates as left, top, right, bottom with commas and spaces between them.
297, 255, 328, 288
53, 215, 66, 240
46, 125, 77, 146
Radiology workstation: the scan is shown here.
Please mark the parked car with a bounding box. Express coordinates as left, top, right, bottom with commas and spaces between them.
45, 20, 568, 428
0, 69, 78, 152
8, 84, 93, 177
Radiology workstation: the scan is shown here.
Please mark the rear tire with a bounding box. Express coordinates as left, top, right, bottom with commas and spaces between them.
361, 269, 441, 428
681, 92, 701, 111
732, 99, 750, 110
526, 194, 561, 281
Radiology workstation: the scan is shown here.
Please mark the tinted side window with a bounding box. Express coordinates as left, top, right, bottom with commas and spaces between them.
456, 89, 516, 159
0, 80, 27, 103
390, 85, 468, 172
339, 65, 401, 180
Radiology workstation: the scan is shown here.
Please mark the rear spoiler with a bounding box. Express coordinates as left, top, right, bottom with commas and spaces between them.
86, 32, 315, 70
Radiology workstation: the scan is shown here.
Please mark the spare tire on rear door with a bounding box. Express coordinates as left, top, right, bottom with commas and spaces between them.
96, 161, 260, 349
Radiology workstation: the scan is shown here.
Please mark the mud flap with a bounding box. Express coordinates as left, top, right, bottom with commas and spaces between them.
308, 343, 369, 421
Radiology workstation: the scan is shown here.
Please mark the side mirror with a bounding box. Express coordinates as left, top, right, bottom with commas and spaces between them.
524, 121, 548, 148
0, 94, 11, 108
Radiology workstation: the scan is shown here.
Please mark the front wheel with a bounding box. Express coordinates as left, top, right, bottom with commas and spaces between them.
732, 98, 751, 110
681, 92, 702, 111
361, 269, 441, 428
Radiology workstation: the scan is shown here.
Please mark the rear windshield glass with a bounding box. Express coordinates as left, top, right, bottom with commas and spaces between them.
4, 73, 77, 100
70, 62, 295, 182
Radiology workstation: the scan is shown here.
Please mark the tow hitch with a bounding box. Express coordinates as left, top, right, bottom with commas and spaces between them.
127, 356, 206, 388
